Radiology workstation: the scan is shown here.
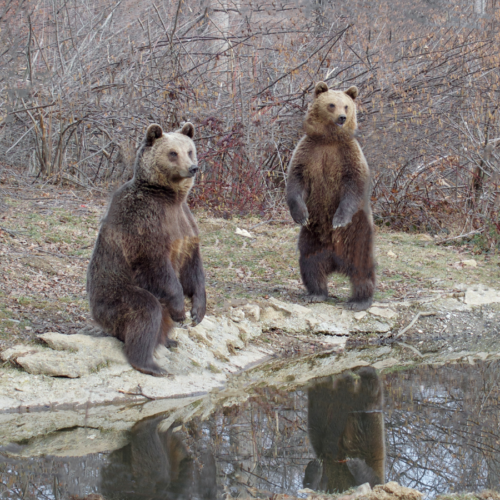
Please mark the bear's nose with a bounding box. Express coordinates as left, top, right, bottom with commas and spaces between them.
189, 165, 199, 176
337, 115, 347, 124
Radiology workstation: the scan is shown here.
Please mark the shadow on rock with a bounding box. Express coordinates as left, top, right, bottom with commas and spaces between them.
101, 415, 216, 500
304, 366, 385, 493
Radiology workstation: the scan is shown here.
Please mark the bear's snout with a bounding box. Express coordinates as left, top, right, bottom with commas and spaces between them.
188, 165, 199, 177
337, 115, 347, 126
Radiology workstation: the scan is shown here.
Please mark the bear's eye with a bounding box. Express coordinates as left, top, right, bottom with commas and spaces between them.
329, 103, 335, 109
345, 106, 348, 112
188, 150, 193, 158
169, 151, 178, 159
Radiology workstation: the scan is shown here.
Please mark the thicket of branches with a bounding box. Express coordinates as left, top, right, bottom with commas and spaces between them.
1, 0, 499, 238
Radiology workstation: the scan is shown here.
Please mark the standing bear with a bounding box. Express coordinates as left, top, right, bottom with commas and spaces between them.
87, 123, 206, 376
286, 82, 375, 310
304, 367, 385, 493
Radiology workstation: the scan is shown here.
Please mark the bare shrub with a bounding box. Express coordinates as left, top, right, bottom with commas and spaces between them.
0, 0, 499, 234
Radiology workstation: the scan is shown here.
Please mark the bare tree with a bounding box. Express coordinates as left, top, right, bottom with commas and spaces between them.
0, 0, 499, 230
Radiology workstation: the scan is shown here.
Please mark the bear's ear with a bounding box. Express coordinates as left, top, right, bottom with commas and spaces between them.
145, 124, 163, 146
180, 122, 195, 139
345, 86, 359, 100
314, 81, 329, 97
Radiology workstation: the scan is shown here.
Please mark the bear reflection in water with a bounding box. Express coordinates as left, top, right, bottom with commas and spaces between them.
101, 415, 216, 500
304, 366, 385, 493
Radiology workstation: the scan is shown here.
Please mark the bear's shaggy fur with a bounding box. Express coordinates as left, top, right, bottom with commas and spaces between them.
286, 82, 375, 310
101, 415, 217, 499
87, 123, 206, 376
305, 367, 385, 492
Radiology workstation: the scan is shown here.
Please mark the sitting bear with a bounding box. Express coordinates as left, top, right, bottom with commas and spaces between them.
100, 415, 217, 500
286, 82, 375, 310
87, 123, 206, 376
305, 367, 385, 493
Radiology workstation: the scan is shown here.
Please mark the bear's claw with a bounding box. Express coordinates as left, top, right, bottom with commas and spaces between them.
305, 294, 328, 303
164, 338, 178, 349
290, 204, 309, 226
132, 362, 170, 377
344, 297, 373, 311
332, 214, 352, 229
171, 310, 186, 323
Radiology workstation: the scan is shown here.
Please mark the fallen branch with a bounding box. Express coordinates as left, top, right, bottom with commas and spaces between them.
33, 248, 87, 261
396, 311, 436, 338
436, 228, 484, 245
249, 218, 290, 230
396, 341, 424, 358
60, 173, 108, 194
0, 226, 27, 237
118, 384, 160, 400
5, 125, 35, 153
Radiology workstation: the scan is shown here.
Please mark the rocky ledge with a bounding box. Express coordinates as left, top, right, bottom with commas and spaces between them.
0, 284, 499, 414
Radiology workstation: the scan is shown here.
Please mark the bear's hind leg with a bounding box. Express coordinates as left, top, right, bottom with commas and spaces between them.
345, 215, 375, 311
346, 277, 374, 311
299, 228, 336, 302
120, 288, 168, 377
346, 248, 375, 311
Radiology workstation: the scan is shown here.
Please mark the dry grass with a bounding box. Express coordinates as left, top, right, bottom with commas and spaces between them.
1, 169, 500, 350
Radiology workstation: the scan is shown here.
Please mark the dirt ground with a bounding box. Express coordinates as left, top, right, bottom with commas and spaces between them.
1, 167, 500, 355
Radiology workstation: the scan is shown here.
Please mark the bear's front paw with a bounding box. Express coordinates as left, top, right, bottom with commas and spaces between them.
171, 308, 186, 323
191, 303, 206, 325
290, 204, 309, 226
332, 212, 352, 229
164, 338, 178, 349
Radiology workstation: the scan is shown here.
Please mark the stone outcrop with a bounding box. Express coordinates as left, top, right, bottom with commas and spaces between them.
0, 285, 498, 419
234, 481, 423, 500
0, 297, 398, 387
464, 284, 500, 306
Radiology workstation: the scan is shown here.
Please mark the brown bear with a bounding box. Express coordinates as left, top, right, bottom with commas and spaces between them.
304, 367, 385, 493
101, 415, 217, 500
286, 82, 375, 310
87, 123, 206, 377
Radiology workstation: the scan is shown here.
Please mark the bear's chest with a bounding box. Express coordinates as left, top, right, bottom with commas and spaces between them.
169, 235, 199, 271
306, 145, 344, 179
129, 201, 198, 269
162, 205, 198, 271
304, 146, 344, 204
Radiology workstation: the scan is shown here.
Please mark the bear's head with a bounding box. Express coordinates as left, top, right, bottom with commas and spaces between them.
134, 123, 198, 195
304, 82, 358, 141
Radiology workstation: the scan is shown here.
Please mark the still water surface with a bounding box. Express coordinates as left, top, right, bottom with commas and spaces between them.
1, 360, 500, 499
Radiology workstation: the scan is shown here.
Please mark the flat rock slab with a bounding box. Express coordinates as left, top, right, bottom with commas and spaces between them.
371, 357, 401, 371
4, 428, 129, 457
16, 350, 106, 378
0, 312, 270, 412
0, 344, 401, 448
368, 306, 398, 319
465, 284, 500, 306
260, 298, 391, 336
2, 337, 500, 452
4, 333, 129, 378
303, 481, 423, 500
1, 285, 498, 414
